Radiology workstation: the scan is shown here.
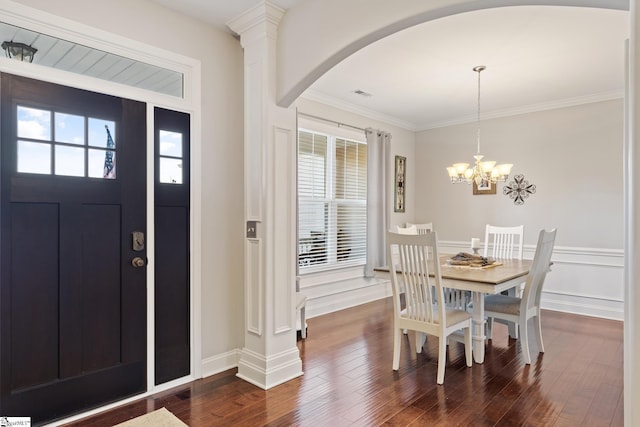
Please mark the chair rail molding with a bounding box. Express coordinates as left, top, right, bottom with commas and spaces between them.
440, 241, 623, 320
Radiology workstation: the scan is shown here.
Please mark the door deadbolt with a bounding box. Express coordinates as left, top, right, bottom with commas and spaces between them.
132, 231, 145, 251
131, 257, 146, 268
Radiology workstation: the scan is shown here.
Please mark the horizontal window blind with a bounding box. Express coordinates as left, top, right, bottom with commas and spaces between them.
298, 129, 367, 271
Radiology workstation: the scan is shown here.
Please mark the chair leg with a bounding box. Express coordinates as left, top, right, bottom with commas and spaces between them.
437, 336, 446, 385
416, 331, 426, 353
464, 327, 472, 367
508, 321, 519, 340
392, 327, 402, 370
506, 287, 520, 339
300, 305, 306, 339
486, 317, 493, 339
520, 315, 531, 364
534, 312, 544, 354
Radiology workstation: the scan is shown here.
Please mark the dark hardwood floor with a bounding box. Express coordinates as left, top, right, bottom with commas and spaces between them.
62, 298, 623, 426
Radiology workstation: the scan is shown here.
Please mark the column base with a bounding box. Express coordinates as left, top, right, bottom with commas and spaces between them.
236, 346, 303, 389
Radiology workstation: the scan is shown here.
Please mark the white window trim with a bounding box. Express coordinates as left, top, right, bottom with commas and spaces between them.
298, 125, 367, 274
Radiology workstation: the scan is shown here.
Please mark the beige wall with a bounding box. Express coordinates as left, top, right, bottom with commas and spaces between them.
11, 0, 246, 358
415, 99, 624, 249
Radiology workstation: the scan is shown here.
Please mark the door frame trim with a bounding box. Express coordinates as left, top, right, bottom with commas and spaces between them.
0, 0, 203, 405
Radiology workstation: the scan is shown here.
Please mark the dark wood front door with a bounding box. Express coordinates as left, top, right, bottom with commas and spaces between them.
0, 74, 147, 424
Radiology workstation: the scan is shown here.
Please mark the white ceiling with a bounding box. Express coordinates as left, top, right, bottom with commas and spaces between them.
150, 1, 629, 131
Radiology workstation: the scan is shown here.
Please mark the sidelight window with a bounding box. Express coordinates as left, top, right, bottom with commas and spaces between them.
158, 130, 183, 184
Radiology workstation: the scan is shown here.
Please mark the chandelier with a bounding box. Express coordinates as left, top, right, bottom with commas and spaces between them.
446, 66, 512, 185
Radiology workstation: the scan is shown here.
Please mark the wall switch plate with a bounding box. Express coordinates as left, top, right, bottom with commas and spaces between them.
247, 221, 257, 238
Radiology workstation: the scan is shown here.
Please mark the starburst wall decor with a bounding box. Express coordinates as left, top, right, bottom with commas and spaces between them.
503, 174, 536, 205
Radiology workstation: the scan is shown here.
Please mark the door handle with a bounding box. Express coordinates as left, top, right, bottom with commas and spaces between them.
131, 257, 146, 268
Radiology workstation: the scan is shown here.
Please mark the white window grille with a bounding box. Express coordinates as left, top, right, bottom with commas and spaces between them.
298, 128, 367, 271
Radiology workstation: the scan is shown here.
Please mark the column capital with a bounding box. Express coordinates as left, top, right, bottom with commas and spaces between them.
227, 1, 285, 45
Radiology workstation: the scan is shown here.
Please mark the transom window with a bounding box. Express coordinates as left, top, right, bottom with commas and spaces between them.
17, 105, 117, 179
298, 128, 367, 271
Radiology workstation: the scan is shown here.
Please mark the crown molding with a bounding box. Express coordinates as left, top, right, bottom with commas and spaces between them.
301, 89, 418, 131
417, 90, 625, 131
301, 88, 624, 133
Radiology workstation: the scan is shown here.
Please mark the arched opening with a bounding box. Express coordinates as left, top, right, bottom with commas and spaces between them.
283, 1, 631, 423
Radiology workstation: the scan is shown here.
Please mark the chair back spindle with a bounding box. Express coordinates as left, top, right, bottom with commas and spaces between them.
484, 224, 524, 260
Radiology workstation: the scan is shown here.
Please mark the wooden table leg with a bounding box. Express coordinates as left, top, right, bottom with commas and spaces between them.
471, 291, 486, 363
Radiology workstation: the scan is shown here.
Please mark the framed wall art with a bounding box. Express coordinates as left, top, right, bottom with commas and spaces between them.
394, 155, 406, 212
472, 178, 497, 195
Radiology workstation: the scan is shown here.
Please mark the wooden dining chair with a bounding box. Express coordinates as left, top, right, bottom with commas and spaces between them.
387, 231, 473, 384
485, 228, 557, 364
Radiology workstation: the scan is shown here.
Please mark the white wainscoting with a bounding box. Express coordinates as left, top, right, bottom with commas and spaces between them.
298, 266, 392, 319
201, 349, 241, 378
438, 241, 623, 321
199, 244, 622, 380
299, 243, 624, 322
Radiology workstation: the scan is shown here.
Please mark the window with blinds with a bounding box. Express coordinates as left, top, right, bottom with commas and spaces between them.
298, 129, 367, 271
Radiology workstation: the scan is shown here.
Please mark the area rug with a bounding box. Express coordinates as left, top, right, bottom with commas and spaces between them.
113, 407, 188, 427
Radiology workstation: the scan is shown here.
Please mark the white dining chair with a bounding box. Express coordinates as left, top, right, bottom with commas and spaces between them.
395, 223, 447, 335
485, 228, 557, 364
396, 224, 417, 234
483, 224, 524, 338
405, 222, 433, 235
483, 224, 524, 260
387, 231, 473, 384
295, 276, 307, 339
392, 224, 417, 269
296, 292, 307, 339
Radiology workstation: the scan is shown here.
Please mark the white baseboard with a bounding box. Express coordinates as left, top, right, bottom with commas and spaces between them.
201, 348, 240, 378
542, 291, 624, 320
236, 347, 303, 389
303, 278, 392, 319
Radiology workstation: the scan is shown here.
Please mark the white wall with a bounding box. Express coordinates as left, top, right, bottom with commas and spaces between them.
11, 0, 246, 364
416, 99, 624, 319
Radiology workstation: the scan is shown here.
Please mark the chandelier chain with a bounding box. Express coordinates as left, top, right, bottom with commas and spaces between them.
476, 66, 481, 155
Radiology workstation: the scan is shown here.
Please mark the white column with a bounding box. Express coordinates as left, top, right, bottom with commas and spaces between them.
626, 2, 639, 425
228, 2, 302, 389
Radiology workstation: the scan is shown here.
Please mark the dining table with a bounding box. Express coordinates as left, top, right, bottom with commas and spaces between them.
374, 255, 533, 364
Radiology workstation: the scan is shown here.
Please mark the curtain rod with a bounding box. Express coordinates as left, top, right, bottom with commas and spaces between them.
297, 111, 367, 133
